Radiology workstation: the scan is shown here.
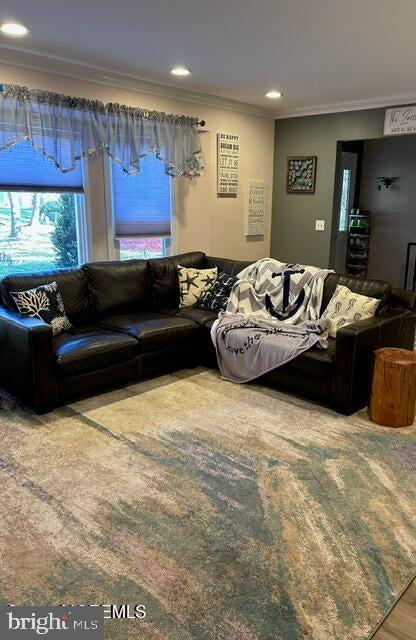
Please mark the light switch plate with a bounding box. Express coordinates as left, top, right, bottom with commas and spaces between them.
315, 220, 325, 231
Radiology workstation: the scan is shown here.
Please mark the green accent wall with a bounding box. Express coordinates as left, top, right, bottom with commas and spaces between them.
271, 108, 385, 267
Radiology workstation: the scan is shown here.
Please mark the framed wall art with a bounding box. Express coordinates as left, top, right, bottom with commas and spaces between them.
245, 180, 266, 236
384, 106, 416, 136
217, 132, 240, 196
286, 156, 317, 194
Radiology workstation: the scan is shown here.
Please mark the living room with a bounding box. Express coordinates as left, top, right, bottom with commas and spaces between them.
0, 2, 415, 639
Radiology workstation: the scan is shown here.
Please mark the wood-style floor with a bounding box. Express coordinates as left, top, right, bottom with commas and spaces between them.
373, 578, 416, 639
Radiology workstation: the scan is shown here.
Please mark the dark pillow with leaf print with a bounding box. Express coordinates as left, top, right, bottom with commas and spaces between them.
10, 281, 72, 336
196, 272, 237, 312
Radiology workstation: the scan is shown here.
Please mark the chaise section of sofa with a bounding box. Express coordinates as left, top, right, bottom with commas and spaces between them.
0, 251, 415, 414
262, 273, 415, 413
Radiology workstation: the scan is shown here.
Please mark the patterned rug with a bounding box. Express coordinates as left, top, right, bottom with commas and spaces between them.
0, 368, 415, 640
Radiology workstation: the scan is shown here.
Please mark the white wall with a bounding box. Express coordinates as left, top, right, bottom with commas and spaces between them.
0, 62, 275, 261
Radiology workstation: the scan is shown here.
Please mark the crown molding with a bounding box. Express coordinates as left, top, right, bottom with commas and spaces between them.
0, 45, 274, 119
274, 93, 416, 119
3, 45, 415, 122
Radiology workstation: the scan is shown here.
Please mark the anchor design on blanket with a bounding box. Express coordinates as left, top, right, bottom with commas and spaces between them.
265, 264, 306, 321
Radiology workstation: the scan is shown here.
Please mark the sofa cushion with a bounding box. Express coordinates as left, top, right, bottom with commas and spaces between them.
285, 338, 336, 376
54, 326, 138, 376
98, 312, 200, 353
321, 273, 391, 316
205, 256, 253, 276
203, 326, 336, 373
168, 306, 218, 327
148, 251, 206, 310
0, 268, 92, 326
204, 317, 217, 333
83, 259, 152, 319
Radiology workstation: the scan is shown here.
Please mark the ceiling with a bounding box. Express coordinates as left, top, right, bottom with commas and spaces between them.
1, 0, 416, 117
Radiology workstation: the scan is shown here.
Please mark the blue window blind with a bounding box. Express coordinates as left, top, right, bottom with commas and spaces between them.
111, 154, 171, 237
0, 140, 83, 192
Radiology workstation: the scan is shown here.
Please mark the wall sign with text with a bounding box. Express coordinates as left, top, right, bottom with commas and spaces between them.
384, 106, 416, 136
245, 180, 266, 236
217, 132, 240, 196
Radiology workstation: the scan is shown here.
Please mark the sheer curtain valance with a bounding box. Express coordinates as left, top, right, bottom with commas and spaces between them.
0, 84, 202, 176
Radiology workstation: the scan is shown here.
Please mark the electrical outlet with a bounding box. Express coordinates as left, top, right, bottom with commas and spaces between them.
315, 220, 325, 231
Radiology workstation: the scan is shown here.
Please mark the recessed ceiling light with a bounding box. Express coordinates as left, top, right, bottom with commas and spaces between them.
0, 22, 29, 36
171, 66, 191, 77
265, 90, 282, 99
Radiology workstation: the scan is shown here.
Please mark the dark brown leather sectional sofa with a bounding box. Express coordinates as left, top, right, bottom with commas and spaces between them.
0, 251, 415, 415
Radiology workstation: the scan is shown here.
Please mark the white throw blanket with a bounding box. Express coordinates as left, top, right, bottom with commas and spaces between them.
211, 259, 332, 383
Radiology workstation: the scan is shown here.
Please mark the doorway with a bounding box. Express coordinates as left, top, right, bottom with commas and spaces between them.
332, 151, 358, 273
330, 135, 416, 288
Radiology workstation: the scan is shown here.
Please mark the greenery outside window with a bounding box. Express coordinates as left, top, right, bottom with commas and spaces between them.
0, 141, 86, 276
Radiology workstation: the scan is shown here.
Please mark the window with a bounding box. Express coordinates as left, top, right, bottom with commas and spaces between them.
110, 154, 172, 260
339, 168, 351, 232
0, 141, 85, 276
119, 237, 171, 260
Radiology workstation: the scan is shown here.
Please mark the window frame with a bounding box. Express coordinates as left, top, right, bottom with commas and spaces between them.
75, 187, 90, 264
0, 153, 89, 274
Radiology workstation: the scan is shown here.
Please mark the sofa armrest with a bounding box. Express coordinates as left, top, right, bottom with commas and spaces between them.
390, 287, 416, 311
0, 306, 57, 412
333, 310, 414, 414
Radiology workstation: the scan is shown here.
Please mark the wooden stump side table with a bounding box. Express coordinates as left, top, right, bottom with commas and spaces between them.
369, 347, 416, 428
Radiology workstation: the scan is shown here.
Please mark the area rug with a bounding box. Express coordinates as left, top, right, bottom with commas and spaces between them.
0, 368, 415, 640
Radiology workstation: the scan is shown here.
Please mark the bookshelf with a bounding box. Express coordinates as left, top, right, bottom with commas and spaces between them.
346, 209, 371, 277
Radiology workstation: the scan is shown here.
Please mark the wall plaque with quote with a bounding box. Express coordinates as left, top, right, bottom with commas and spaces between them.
217, 132, 240, 196
245, 180, 266, 236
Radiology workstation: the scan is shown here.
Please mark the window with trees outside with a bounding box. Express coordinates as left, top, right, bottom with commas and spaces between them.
111, 154, 172, 260
0, 141, 85, 277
